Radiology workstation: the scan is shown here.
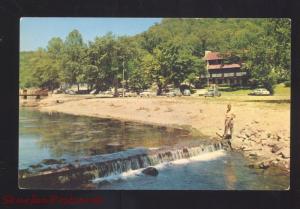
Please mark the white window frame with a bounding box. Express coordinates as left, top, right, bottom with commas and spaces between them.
211, 73, 222, 78
200, 74, 209, 78
224, 73, 234, 77
236, 72, 247, 76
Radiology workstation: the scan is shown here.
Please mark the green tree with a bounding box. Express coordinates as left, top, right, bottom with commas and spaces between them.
243, 19, 291, 94
140, 51, 164, 94
29, 49, 60, 90
61, 29, 86, 91
20, 51, 36, 88
20, 18, 290, 95
47, 37, 64, 59
85, 34, 139, 95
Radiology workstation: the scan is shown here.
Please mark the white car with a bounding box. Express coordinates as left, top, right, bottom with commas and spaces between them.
126, 92, 138, 97
249, 88, 270, 96
140, 90, 156, 97
103, 90, 112, 95
196, 89, 208, 96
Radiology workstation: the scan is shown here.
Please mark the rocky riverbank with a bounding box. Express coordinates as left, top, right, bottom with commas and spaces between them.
232, 121, 290, 172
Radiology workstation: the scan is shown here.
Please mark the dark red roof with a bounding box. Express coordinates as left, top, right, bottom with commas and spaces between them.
203, 52, 223, 60
208, 64, 241, 70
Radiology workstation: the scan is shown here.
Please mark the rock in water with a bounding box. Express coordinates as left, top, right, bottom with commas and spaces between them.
142, 167, 159, 176
259, 161, 270, 169
41, 159, 66, 165
29, 163, 43, 169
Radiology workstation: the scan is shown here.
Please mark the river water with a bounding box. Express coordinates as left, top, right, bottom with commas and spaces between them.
19, 108, 289, 190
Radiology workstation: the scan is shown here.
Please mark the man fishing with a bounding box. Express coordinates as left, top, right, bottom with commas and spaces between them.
223, 104, 235, 150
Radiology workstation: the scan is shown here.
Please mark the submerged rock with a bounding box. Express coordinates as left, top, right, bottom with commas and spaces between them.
259, 161, 270, 169
41, 159, 66, 165
142, 167, 159, 176
29, 163, 43, 169
19, 169, 31, 178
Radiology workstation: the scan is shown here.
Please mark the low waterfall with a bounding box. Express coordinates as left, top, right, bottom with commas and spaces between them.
19, 142, 224, 189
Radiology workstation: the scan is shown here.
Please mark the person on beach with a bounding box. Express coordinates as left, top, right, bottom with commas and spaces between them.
223, 104, 235, 150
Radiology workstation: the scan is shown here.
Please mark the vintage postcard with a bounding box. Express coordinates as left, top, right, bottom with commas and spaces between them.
19, 18, 290, 190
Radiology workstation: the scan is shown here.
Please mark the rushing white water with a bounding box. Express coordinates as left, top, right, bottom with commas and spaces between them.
92, 168, 143, 183
85, 143, 223, 179
92, 148, 226, 184
170, 150, 226, 165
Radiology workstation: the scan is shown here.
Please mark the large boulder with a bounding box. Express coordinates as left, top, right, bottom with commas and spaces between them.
142, 167, 159, 176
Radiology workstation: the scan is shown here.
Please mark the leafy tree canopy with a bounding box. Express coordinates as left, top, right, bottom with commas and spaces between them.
20, 18, 290, 95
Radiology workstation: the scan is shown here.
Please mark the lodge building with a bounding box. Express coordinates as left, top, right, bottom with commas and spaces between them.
200, 51, 248, 86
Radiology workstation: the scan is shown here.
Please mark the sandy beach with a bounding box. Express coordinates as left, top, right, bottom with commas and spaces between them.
23, 94, 290, 171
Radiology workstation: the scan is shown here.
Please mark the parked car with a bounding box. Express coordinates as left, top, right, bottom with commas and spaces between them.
204, 88, 221, 97
65, 89, 76, 95
126, 92, 138, 97
140, 90, 156, 97
166, 88, 182, 97
53, 88, 64, 94
89, 89, 97, 94
76, 90, 90, 94
183, 89, 191, 96
249, 88, 270, 96
196, 89, 208, 96
97, 90, 114, 97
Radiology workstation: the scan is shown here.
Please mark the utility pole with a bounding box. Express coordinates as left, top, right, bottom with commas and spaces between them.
122, 59, 125, 98
205, 56, 210, 87
206, 66, 210, 87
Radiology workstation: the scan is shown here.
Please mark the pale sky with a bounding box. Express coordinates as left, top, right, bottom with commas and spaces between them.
20, 17, 162, 51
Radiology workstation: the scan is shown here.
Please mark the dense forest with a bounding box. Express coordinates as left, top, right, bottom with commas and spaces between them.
20, 18, 291, 95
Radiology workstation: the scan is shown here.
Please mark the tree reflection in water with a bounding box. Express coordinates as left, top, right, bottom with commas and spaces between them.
19, 108, 202, 160
224, 160, 237, 189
